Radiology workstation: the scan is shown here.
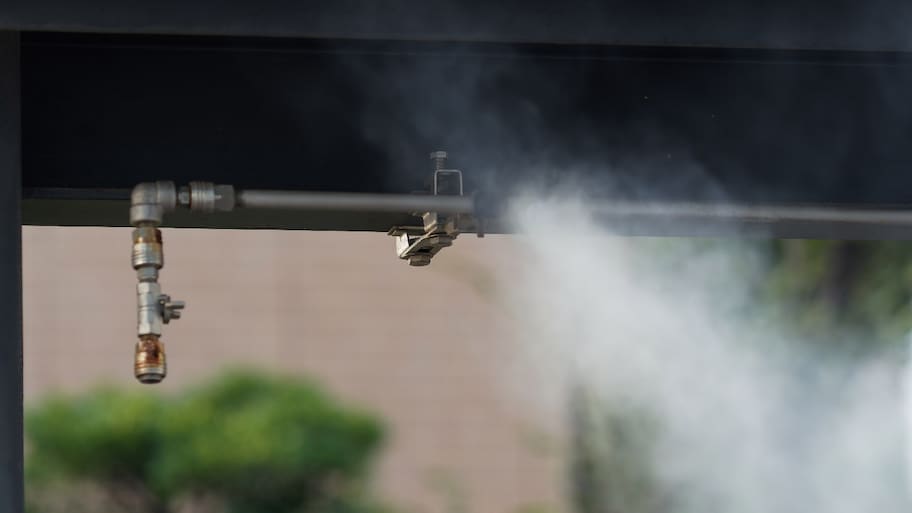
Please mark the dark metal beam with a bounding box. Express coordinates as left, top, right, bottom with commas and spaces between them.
20, 33, 912, 215
3, 1, 912, 52
0, 30, 23, 513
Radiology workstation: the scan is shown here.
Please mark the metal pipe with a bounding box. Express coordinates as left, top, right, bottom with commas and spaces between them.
235, 190, 912, 231
236, 190, 474, 214
118, 179, 912, 386
588, 201, 912, 226
130, 181, 180, 384
36, 183, 912, 230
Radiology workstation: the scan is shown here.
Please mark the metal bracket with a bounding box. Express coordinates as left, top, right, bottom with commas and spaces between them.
388, 151, 466, 266
389, 226, 455, 266
159, 294, 185, 324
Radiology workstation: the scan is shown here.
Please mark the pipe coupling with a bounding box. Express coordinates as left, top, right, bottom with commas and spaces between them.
135, 335, 166, 384
137, 281, 163, 336
130, 181, 177, 225
131, 226, 163, 270
180, 182, 236, 212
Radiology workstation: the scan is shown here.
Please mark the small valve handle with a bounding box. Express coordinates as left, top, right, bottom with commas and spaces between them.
158, 294, 186, 324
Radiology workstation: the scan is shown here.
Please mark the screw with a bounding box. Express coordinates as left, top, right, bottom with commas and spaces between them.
430, 150, 448, 170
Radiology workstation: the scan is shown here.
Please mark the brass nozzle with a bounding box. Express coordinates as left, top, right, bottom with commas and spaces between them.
135, 335, 167, 384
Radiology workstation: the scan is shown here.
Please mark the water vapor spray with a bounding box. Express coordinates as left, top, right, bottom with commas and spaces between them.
503, 195, 910, 513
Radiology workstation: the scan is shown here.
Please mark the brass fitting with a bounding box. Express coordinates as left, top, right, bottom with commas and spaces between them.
130, 182, 181, 385
128, 181, 232, 384
135, 335, 166, 384
132, 226, 163, 270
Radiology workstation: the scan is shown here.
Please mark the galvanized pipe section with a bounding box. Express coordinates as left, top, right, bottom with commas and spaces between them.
236, 190, 474, 214
130, 181, 178, 384
122, 181, 912, 387
588, 201, 912, 226
28, 182, 912, 235
235, 190, 912, 231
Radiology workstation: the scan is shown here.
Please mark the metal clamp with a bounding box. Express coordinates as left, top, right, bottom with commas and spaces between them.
388, 151, 465, 266
389, 226, 456, 266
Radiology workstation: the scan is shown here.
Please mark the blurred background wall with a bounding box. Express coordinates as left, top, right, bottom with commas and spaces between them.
22, 227, 566, 513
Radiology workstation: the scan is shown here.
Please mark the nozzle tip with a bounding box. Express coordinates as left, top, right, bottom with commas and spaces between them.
135, 335, 167, 384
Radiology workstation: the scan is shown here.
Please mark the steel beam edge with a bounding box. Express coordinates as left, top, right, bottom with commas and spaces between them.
0, 30, 23, 513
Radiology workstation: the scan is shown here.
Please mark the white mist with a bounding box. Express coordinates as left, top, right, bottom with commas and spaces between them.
504, 196, 910, 513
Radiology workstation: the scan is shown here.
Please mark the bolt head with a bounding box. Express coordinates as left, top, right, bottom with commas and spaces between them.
408, 254, 432, 266
429, 151, 448, 160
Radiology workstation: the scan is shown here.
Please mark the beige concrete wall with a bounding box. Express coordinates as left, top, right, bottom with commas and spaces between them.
22, 227, 566, 513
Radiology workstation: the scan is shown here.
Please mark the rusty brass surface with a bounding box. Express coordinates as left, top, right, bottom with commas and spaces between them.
132, 226, 164, 270
134, 335, 166, 384
131, 226, 162, 243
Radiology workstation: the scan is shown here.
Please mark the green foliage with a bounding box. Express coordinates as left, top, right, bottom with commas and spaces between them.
764, 240, 912, 346
569, 389, 667, 513
27, 387, 162, 482
26, 370, 390, 513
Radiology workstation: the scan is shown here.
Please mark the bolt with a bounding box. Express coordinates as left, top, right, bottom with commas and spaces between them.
408, 254, 432, 267
430, 150, 448, 170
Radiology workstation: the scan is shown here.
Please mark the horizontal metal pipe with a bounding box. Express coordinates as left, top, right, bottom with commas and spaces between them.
589, 201, 912, 226
236, 190, 475, 214
24, 186, 912, 238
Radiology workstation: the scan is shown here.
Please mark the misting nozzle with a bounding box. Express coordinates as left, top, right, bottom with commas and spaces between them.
134, 335, 167, 384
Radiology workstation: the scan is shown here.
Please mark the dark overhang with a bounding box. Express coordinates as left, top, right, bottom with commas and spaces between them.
5, 1, 912, 234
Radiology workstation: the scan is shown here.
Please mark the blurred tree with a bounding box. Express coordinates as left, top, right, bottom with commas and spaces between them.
26, 370, 392, 513
764, 240, 912, 347
568, 387, 668, 513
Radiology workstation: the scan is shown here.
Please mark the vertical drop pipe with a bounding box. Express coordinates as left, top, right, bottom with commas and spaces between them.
130, 182, 176, 383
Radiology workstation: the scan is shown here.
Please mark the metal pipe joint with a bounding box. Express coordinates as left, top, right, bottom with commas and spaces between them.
178, 181, 236, 212
127, 151, 477, 383
130, 181, 185, 384
130, 180, 177, 225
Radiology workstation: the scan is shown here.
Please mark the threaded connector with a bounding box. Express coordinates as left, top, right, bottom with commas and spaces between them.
430, 150, 448, 171
135, 335, 166, 384
179, 182, 236, 212
131, 226, 163, 270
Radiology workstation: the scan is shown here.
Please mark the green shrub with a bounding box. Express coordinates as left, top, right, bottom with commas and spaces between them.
27, 370, 390, 513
